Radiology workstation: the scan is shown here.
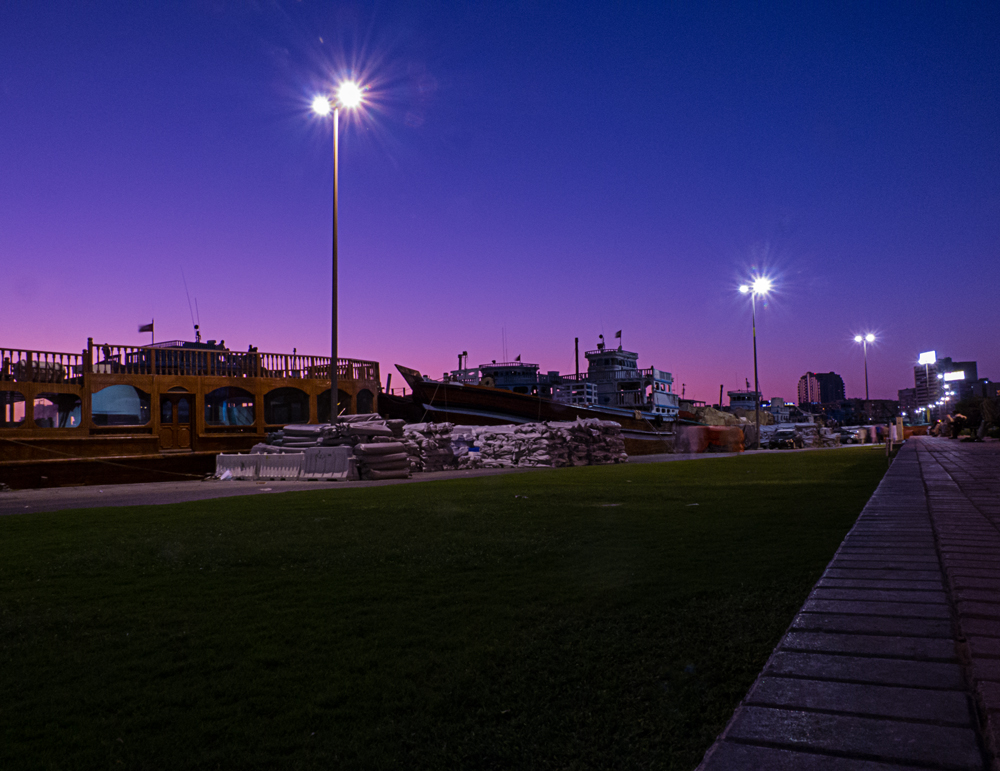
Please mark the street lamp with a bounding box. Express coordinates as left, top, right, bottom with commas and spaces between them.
312, 81, 365, 422
739, 276, 772, 449
853, 333, 875, 401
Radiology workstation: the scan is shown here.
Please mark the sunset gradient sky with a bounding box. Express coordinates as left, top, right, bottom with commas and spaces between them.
2, 2, 998, 404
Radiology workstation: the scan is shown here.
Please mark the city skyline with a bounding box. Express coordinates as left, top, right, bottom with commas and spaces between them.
2, 2, 998, 404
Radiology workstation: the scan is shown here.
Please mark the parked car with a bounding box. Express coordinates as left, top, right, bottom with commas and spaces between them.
768, 429, 798, 449
839, 428, 860, 444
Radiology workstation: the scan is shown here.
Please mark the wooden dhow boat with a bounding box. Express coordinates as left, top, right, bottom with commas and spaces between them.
0, 337, 380, 488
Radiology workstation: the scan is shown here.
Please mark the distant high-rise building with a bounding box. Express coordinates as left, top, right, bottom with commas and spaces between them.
797, 372, 845, 405
937, 357, 978, 402
798, 373, 819, 405
913, 355, 977, 414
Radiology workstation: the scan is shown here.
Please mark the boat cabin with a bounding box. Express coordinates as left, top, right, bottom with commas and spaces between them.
1, 338, 380, 477
581, 346, 679, 417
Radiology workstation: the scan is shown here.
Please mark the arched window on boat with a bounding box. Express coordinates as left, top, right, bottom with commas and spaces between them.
0, 390, 25, 426
355, 388, 374, 415
92, 385, 151, 426
204, 387, 255, 426
264, 387, 310, 425
317, 389, 352, 422
33, 393, 82, 428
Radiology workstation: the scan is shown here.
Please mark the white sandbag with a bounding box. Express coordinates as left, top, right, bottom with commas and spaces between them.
365, 468, 410, 480
345, 423, 393, 437
354, 442, 406, 456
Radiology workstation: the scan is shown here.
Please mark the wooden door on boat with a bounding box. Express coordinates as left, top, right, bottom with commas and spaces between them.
159, 393, 192, 450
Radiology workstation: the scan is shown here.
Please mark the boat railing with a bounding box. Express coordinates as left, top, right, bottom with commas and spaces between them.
479, 361, 539, 370
562, 368, 661, 383
611, 391, 654, 408
4, 342, 381, 383
1, 347, 83, 384
91, 342, 381, 382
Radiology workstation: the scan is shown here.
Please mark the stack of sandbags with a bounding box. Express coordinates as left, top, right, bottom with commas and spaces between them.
264, 423, 364, 448
266, 423, 337, 448
402, 422, 457, 472
471, 425, 518, 469
587, 420, 628, 463
353, 441, 410, 480
450, 426, 479, 464
449, 419, 627, 471
547, 419, 628, 465
819, 427, 841, 447
456, 447, 484, 470
790, 423, 837, 448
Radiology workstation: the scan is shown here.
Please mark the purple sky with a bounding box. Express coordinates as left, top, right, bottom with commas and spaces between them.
3, 2, 998, 404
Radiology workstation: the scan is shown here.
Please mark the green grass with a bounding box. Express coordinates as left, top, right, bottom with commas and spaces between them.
0, 448, 887, 770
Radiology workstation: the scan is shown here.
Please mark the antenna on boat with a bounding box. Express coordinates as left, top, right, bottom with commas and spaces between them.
181, 269, 202, 343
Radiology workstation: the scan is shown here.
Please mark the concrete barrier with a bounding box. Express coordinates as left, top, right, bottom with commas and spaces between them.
257, 453, 304, 480
301, 447, 355, 480
215, 453, 260, 480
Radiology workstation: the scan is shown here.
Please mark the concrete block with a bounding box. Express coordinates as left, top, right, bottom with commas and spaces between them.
968, 636, 1000, 658
802, 599, 951, 619
822, 569, 943, 581
747, 676, 972, 724
810, 588, 948, 604
724, 707, 982, 770
817, 579, 943, 591
961, 619, 1000, 638
792, 612, 952, 638
699, 741, 923, 771
978, 680, 1000, 712
765, 652, 965, 689
958, 600, 1000, 618
781, 631, 957, 661
972, 658, 1000, 682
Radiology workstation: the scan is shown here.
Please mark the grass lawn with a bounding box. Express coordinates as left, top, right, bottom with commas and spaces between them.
0, 448, 888, 770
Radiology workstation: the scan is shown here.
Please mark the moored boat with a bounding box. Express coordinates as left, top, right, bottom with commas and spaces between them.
0, 338, 380, 488
391, 342, 679, 455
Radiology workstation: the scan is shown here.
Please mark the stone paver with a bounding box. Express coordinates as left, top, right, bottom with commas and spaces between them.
700, 437, 1000, 770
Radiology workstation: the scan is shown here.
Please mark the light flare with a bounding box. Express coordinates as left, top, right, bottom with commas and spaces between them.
311, 96, 332, 116
337, 81, 363, 109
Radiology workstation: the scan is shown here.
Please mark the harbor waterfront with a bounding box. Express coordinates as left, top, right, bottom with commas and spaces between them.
2, 336, 690, 487
3, 335, 897, 489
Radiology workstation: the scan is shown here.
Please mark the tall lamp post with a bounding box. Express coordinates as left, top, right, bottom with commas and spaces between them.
854, 333, 875, 401
918, 351, 937, 426
312, 81, 364, 423
739, 277, 772, 450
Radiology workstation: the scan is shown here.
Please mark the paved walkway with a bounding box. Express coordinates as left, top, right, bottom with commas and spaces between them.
699, 436, 1000, 770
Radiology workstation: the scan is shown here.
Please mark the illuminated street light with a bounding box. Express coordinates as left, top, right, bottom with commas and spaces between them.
853, 333, 876, 401
312, 80, 365, 421
311, 95, 332, 116
739, 276, 772, 450
337, 81, 363, 108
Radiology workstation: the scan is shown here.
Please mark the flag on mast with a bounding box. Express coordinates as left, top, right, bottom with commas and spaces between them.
139, 321, 154, 344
